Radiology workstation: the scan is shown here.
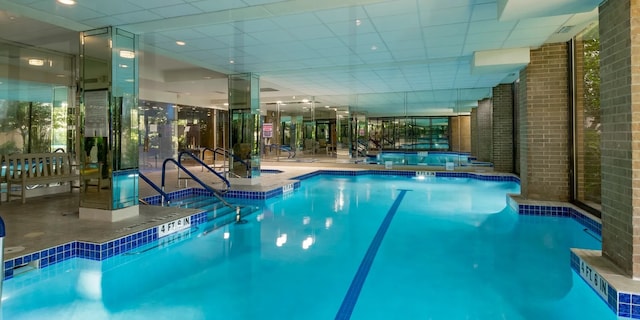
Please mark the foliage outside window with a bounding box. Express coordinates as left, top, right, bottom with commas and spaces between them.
574, 23, 601, 210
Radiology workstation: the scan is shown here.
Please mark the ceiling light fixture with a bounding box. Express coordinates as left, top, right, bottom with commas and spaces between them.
355, 19, 361, 26
371, 45, 377, 51
57, 0, 76, 5
119, 50, 135, 59
176, 41, 186, 46
28, 59, 44, 66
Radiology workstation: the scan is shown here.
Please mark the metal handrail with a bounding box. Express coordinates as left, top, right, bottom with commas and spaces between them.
178, 151, 231, 191
202, 147, 250, 176
139, 172, 171, 206
162, 158, 235, 210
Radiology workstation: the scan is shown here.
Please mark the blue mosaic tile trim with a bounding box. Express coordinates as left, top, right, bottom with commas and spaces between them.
570, 209, 602, 236
290, 170, 520, 183
3, 210, 206, 280
569, 251, 618, 314
518, 205, 571, 217
516, 205, 601, 237
618, 293, 640, 319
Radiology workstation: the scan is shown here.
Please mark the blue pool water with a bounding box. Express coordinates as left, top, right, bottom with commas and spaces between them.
2, 174, 615, 319
365, 151, 490, 167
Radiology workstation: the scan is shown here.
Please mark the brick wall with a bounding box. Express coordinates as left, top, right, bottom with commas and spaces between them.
599, 0, 639, 278
470, 109, 478, 156
518, 43, 570, 201
450, 115, 471, 152
477, 98, 493, 162
492, 84, 514, 173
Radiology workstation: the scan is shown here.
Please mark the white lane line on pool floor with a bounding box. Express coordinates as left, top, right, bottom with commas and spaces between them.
335, 189, 410, 320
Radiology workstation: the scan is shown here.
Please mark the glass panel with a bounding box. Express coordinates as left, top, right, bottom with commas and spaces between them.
574, 23, 601, 210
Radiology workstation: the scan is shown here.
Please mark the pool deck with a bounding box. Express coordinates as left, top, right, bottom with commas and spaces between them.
1, 159, 637, 313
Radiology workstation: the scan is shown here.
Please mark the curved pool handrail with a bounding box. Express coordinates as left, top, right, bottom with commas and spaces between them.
206, 147, 250, 171
169, 154, 231, 194
139, 172, 171, 206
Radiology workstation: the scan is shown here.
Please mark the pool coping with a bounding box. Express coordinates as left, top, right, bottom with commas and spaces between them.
3, 169, 637, 318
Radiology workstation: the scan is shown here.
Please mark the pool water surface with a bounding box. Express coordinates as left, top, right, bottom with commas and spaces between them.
1, 174, 615, 319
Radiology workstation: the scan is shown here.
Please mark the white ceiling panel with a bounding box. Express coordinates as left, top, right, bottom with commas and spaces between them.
190, 0, 249, 12
0, 0, 599, 114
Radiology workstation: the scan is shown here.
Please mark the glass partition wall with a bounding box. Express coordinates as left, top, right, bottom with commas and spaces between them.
572, 22, 601, 213
0, 41, 75, 155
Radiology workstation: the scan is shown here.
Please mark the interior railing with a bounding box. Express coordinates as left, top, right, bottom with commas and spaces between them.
139, 172, 171, 206
201, 147, 250, 178
162, 157, 237, 211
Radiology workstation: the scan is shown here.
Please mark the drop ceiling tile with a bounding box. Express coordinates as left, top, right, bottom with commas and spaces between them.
371, 13, 421, 32
420, 6, 472, 27
325, 19, 377, 36
274, 13, 323, 28
192, 24, 243, 37
131, 0, 196, 10
287, 24, 336, 40
82, 16, 127, 28
391, 48, 427, 61
248, 29, 298, 44
303, 37, 348, 51
233, 18, 281, 33
467, 20, 517, 34
314, 7, 367, 24
471, 3, 498, 21
150, 4, 203, 18
364, 0, 417, 17
243, 0, 287, 5
80, 1, 144, 16
189, 0, 249, 12
112, 10, 164, 24
423, 23, 469, 39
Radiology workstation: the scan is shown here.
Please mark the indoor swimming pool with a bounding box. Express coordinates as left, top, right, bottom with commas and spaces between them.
1, 174, 616, 319
364, 151, 491, 168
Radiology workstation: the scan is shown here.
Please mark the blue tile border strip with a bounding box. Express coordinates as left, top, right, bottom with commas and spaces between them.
3, 209, 208, 280
335, 189, 409, 320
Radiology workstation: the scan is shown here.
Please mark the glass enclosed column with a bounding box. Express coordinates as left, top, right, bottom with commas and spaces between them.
79, 27, 139, 222
228, 73, 260, 180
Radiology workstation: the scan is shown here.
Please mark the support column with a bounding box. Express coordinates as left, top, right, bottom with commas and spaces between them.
79, 27, 139, 222
476, 98, 493, 162
492, 84, 514, 173
470, 109, 478, 156
599, 0, 640, 279
518, 43, 570, 201
228, 73, 261, 182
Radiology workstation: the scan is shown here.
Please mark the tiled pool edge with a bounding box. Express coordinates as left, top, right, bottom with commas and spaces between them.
2, 207, 208, 281
508, 196, 640, 319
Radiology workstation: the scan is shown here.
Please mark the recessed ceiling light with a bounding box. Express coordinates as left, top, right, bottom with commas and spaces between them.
355, 19, 361, 26
302, 99, 309, 103
176, 41, 186, 46
371, 45, 377, 51
119, 50, 135, 59
28, 59, 44, 66
119, 64, 129, 68
57, 0, 76, 5
229, 60, 235, 64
